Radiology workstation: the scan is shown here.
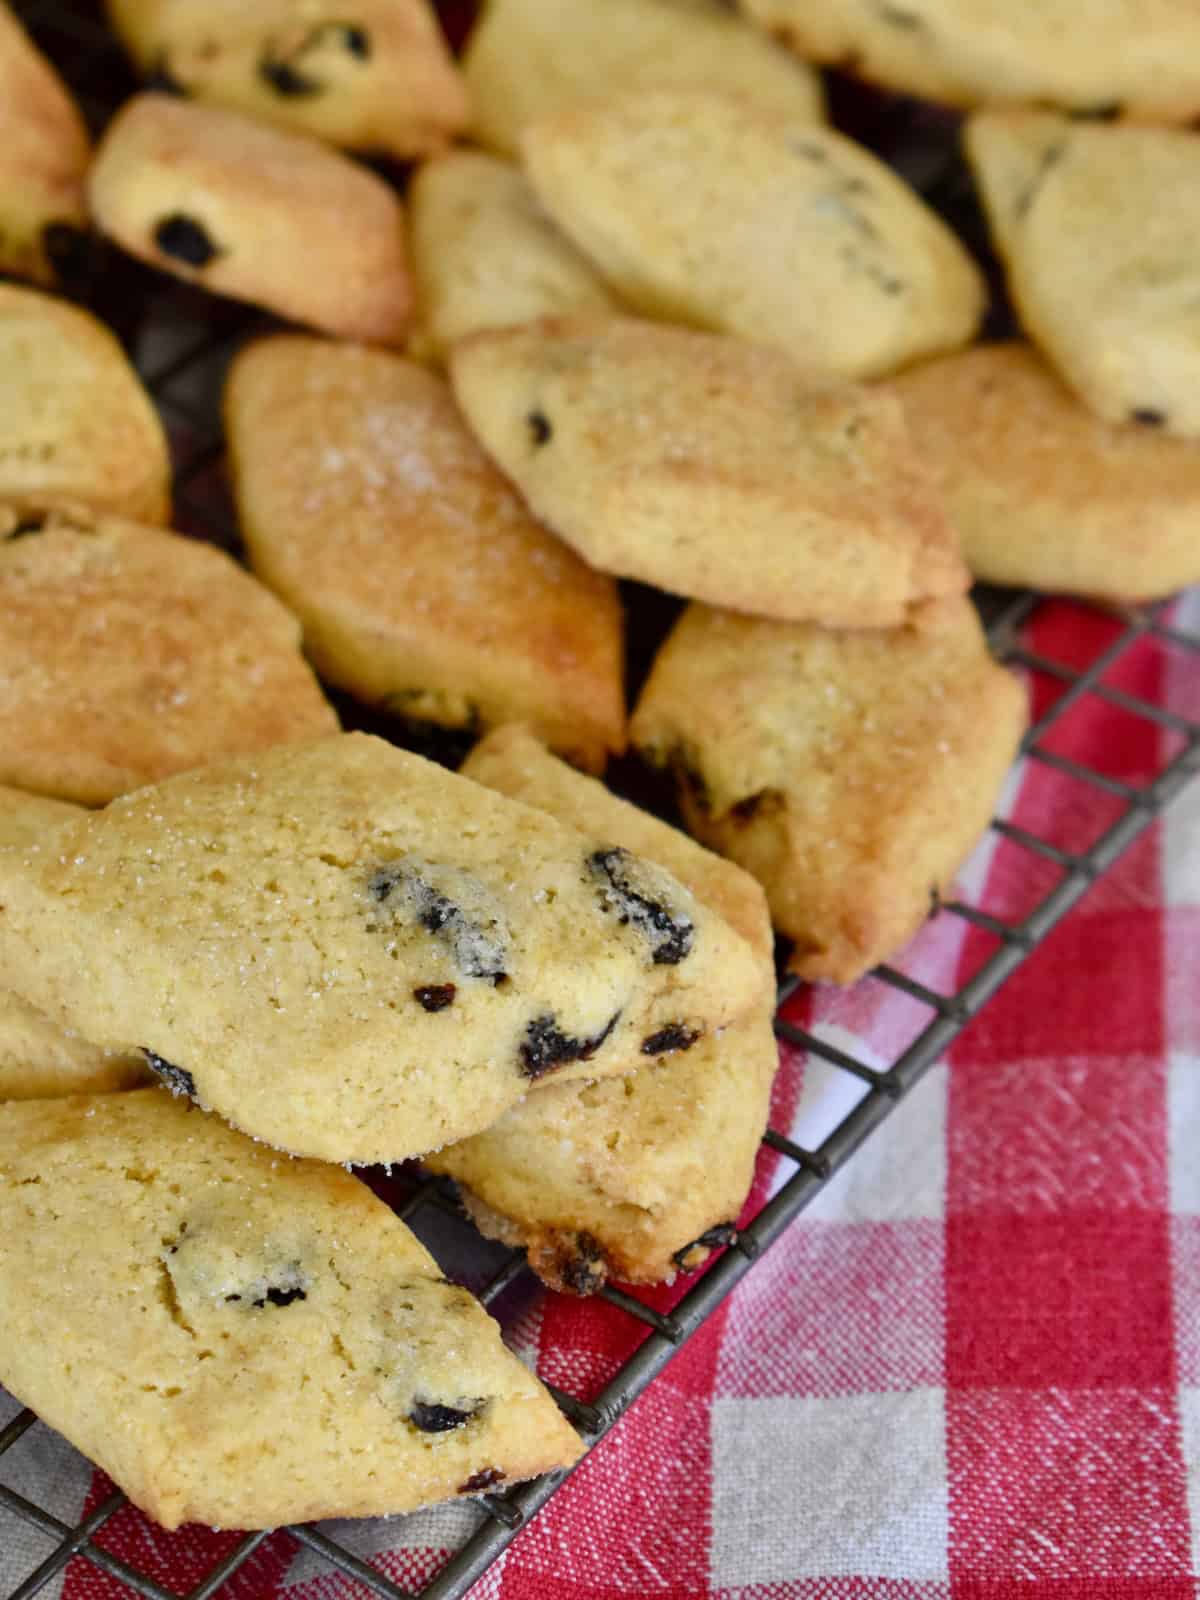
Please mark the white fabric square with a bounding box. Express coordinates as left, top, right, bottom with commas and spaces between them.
1168, 1051, 1200, 1215
1177, 1385, 1200, 1577
710, 1388, 949, 1585
805, 1064, 948, 1225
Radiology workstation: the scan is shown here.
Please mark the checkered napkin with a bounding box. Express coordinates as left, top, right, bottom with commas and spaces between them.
3, 591, 1198, 1600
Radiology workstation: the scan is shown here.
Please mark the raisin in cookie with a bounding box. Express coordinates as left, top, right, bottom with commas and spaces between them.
740, 0, 1200, 124
0, 1090, 582, 1529
632, 596, 1026, 985
427, 725, 777, 1292
408, 152, 621, 365
0, 786, 147, 1101
106, 0, 466, 160
889, 344, 1200, 602
450, 317, 966, 629
0, 733, 761, 1162
0, 503, 336, 804
464, 0, 822, 159
966, 112, 1200, 437
88, 94, 411, 344
0, 4, 90, 287
0, 284, 170, 525
225, 336, 624, 771
521, 92, 984, 380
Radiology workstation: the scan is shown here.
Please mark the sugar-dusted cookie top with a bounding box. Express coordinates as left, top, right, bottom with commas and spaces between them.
106, 0, 466, 159
0, 282, 170, 525
451, 316, 967, 628
521, 91, 984, 379
0, 1090, 582, 1530
225, 336, 625, 771
88, 93, 412, 343
0, 733, 762, 1161
0, 503, 336, 804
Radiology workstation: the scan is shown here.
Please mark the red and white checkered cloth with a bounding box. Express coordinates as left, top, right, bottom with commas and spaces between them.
3, 591, 1198, 1600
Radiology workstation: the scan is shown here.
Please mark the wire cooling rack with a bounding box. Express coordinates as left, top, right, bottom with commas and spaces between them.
4, 3, 1200, 1597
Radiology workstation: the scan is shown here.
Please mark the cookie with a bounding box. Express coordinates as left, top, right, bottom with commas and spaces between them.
631, 596, 1026, 985
105, 0, 467, 160
0, 733, 763, 1163
0, 1090, 582, 1530
0, 786, 149, 1101
966, 111, 1200, 436
450, 317, 967, 629
889, 343, 1200, 602
0, 502, 337, 805
408, 151, 621, 364
0, 4, 90, 286
0, 284, 170, 525
87, 93, 411, 344
740, 0, 1200, 123
465, 0, 822, 160
427, 725, 777, 1292
521, 91, 985, 379
224, 336, 625, 772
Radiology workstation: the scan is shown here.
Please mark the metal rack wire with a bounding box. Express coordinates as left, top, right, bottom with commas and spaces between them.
4, 3, 1200, 1597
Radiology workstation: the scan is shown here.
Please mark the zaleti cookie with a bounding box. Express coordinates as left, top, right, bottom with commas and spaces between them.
450, 318, 967, 628
88, 94, 411, 344
739, 0, 1200, 124
0, 503, 337, 804
428, 725, 777, 1292
0, 734, 763, 1163
0, 284, 170, 525
889, 344, 1200, 602
408, 152, 621, 364
0, 4, 90, 286
0, 1090, 582, 1530
521, 92, 984, 379
105, 0, 466, 160
631, 596, 1026, 985
0, 786, 148, 1101
966, 112, 1200, 437
464, 0, 823, 159
224, 337, 624, 771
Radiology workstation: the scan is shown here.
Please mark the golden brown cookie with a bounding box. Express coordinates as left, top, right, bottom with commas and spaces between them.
889, 343, 1200, 602
88, 93, 411, 343
521, 91, 985, 379
740, 0, 1200, 123
0, 3, 90, 286
0, 284, 170, 525
408, 151, 621, 364
631, 596, 1026, 984
106, 0, 467, 160
450, 317, 967, 628
0, 502, 337, 804
225, 336, 625, 771
464, 0, 823, 158
0, 1090, 582, 1530
966, 111, 1200, 436
0, 733, 763, 1163
428, 725, 777, 1292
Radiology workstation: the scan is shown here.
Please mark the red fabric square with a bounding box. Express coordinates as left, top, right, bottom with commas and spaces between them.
947, 1389, 1192, 1581
945, 1211, 1175, 1391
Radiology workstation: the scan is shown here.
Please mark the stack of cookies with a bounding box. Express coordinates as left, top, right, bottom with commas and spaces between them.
0, 0, 1196, 1537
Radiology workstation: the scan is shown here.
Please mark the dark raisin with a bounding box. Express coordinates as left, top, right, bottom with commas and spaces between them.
641, 1023, 701, 1057
255, 1284, 307, 1308
341, 25, 371, 58
519, 1011, 621, 1080
459, 1467, 504, 1494
260, 23, 371, 96
667, 746, 711, 815
144, 57, 186, 94
143, 1050, 196, 1099
527, 410, 553, 447
671, 1223, 738, 1270
367, 863, 508, 982
414, 983, 456, 1012
1015, 143, 1065, 220
260, 57, 321, 96
154, 213, 220, 268
560, 1232, 606, 1295
1069, 101, 1122, 121
730, 792, 765, 823
5, 513, 47, 541
588, 847, 694, 965
1132, 407, 1167, 427
410, 1400, 480, 1433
